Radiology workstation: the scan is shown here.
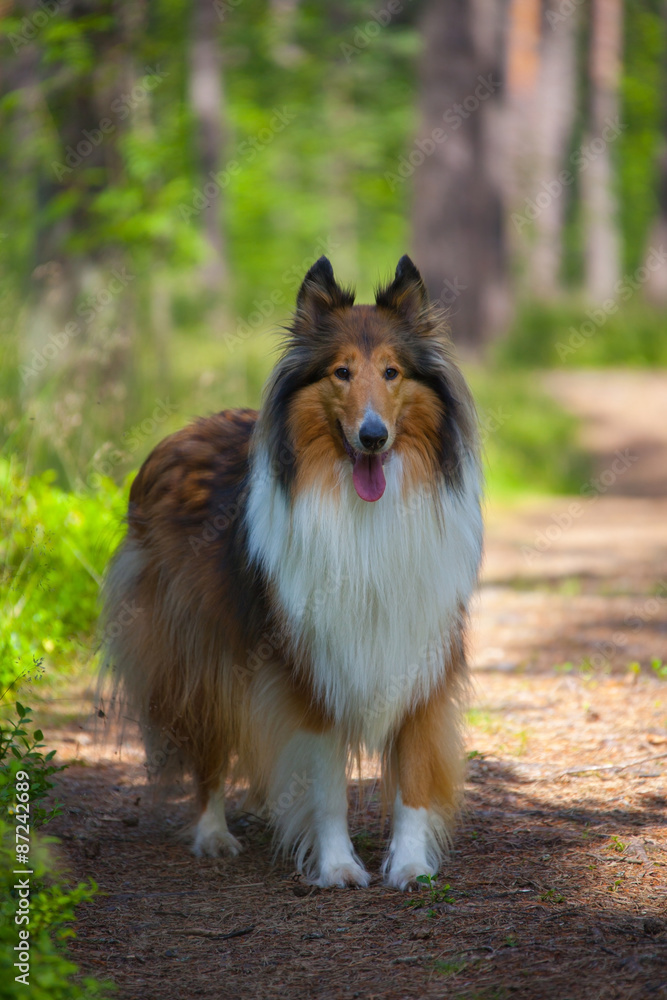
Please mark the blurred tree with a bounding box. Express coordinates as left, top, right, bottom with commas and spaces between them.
412, 0, 509, 351
643, 1, 667, 305
645, 139, 667, 305
505, 0, 577, 298
188, 0, 228, 294
583, 0, 623, 300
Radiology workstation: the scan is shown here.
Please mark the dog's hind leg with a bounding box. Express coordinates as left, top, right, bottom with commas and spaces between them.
192, 770, 243, 858
267, 730, 369, 888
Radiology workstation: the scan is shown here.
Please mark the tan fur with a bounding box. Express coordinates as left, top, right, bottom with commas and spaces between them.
101, 257, 482, 886
382, 626, 468, 820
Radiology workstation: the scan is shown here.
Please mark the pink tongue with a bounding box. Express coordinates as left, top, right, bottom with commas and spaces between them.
352, 453, 386, 502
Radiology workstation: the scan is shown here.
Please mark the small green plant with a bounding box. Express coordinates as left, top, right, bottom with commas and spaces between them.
433, 955, 467, 977
0, 696, 111, 999
0, 699, 66, 827
539, 888, 565, 904
609, 836, 627, 853
554, 661, 574, 674
352, 830, 376, 863
504, 933, 518, 947
651, 658, 667, 679
512, 729, 529, 756
405, 873, 456, 916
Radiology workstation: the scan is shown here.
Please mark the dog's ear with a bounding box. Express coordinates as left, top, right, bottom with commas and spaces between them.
296, 257, 355, 322
375, 255, 428, 325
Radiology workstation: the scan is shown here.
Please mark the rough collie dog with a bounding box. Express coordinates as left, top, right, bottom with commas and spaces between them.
102, 255, 482, 889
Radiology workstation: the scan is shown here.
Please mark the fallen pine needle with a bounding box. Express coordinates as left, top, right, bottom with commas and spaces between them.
559, 751, 667, 777
172, 925, 255, 940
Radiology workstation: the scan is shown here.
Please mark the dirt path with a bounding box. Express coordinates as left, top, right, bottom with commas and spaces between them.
46, 372, 666, 1000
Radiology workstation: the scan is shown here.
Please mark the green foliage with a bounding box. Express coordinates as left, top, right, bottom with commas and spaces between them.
619, 2, 667, 275
0, 826, 108, 1000
495, 301, 667, 369
538, 888, 565, 904
650, 658, 667, 679
0, 701, 110, 999
469, 368, 590, 498
0, 459, 126, 689
433, 955, 467, 977
0, 699, 66, 827
405, 873, 456, 917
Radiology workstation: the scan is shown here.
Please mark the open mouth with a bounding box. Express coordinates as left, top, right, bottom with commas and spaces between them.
338, 423, 388, 503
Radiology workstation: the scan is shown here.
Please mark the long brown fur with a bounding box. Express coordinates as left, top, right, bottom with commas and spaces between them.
101, 254, 482, 887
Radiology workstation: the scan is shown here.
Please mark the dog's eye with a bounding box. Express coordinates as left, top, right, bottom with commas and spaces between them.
334, 367, 350, 381
384, 367, 399, 381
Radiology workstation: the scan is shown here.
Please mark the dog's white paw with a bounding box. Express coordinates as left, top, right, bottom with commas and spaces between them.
383, 799, 442, 889
313, 857, 371, 888
192, 811, 242, 858
382, 857, 436, 891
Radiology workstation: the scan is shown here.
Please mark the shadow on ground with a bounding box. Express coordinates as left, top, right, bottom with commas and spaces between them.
49, 754, 666, 1000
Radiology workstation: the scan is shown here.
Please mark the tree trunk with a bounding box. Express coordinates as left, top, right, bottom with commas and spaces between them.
189, 0, 228, 293
582, 0, 623, 301
644, 4, 667, 307
12, 0, 141, 482
412, 0, 509, 352
505, 0, 577, 298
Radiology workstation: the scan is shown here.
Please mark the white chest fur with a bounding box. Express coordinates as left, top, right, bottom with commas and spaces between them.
246, 450, 483, 749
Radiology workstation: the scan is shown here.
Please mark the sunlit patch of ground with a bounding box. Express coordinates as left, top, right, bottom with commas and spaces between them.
33, 371, 667, 999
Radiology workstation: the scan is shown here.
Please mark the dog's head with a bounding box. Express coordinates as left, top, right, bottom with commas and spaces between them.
257, 256, 477, 502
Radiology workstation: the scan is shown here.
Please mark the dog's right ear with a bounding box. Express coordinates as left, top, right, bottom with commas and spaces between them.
296, 257, 355, 323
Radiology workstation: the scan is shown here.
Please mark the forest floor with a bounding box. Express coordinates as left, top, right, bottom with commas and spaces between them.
44, 370, 666, 1000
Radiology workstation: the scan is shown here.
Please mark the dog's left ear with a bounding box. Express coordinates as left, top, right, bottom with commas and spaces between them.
375, 255, 428, 325
296, 257, 355, 323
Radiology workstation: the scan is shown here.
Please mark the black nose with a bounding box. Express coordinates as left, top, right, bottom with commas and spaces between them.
359, 413, 388, 452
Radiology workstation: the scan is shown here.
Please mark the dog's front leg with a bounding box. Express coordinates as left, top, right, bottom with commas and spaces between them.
268, 730, 370, 888
383, 684, 462, 890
